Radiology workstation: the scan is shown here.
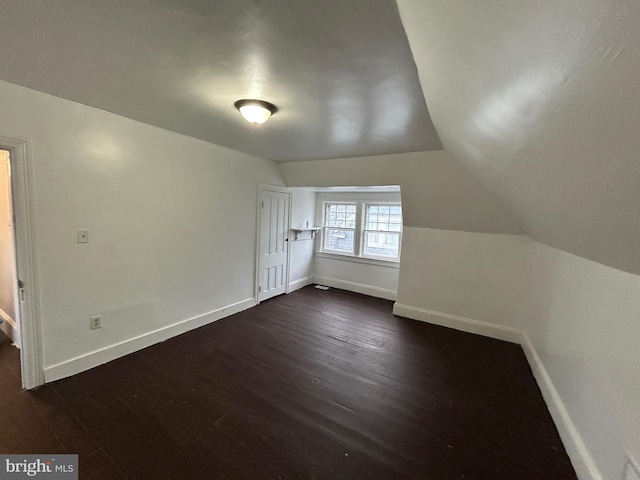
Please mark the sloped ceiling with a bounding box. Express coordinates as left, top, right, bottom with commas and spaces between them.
0, 0, 441, 161
397, 0, 640, 275
280, 151, 523, 234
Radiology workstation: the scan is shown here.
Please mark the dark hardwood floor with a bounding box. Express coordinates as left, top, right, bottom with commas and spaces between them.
0, 286, 577, 479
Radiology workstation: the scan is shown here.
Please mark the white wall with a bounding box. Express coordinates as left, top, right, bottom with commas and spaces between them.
288, 187, 315, 290
394, 227, 533, 341
314, 255, 399, 300
0, 80, 284, 379
523, 243, 640, 480
313, 191, 401, 300
391, 225, 640, 480
280, 151, 522, 234
393, 227, 640, 479
0, 149, 18, 343
281, 152, 525, 311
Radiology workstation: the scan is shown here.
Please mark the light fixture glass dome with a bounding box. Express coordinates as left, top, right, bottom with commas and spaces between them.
234, 99, 278, 125
238, 104, 272, 125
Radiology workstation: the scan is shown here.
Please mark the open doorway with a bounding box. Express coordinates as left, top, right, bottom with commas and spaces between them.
0, 137, 43, 390
0, 149, 22, 388
0, 149, 20, 347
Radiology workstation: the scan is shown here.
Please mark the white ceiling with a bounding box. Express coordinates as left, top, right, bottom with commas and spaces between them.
398, 0, 640, 275
4, 0, 639, 274
0, 0, 441, 162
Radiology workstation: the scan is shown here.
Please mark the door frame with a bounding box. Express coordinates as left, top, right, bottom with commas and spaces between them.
254, 184, 292, 304
0, 135, 43, 389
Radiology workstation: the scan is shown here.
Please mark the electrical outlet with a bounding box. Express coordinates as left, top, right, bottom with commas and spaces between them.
90, 315, 102, 330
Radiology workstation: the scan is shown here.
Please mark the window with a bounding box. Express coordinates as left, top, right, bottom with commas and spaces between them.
363, 204, 402, 259
321, 201, 402, 261
323, 203, 357, 254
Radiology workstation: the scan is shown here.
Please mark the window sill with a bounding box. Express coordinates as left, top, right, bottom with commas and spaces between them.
316, 251, 400, 269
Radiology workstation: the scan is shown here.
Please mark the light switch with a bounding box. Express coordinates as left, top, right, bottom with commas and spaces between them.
77, 230, 89, 244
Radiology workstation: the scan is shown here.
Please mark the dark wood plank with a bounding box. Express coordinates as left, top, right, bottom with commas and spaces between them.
0, 286, 577, 479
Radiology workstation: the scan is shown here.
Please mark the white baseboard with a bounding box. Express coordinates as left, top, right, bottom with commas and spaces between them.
44, 297, 257, 383
521, 334, 601, 480
392, 303, 599, 479
0, 307, 19, 346
288, 276, 313, 293
0, 307, 16, 327
313, 276, 397, 301
392, 303, 521, 344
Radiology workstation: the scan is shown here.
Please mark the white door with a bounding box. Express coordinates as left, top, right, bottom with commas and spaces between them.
258, 188, 290, 302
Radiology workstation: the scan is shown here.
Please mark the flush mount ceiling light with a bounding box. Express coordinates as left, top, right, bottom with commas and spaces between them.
234, 99, 278, 125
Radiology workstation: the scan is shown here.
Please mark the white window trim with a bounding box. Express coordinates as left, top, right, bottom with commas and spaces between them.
320, 200, 402, 263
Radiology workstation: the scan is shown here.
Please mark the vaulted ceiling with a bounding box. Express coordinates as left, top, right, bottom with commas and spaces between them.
1, 0, 639, 274
0, 0, 440, 161
397, 0, 640, 275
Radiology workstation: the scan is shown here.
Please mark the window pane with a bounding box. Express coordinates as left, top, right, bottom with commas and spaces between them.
345, 212, 356, 228
365, 204, 403, 233
324, 228, 354, 253
325, 203, 356, 228
363, 232, 400, 258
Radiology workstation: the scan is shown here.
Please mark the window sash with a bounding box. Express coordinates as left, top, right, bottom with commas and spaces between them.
362, 230, 401, 259
362, 203, 402, 259
323, 227, 355, 254
365, 204, 402, 232
324, 203, 357, 228
323, 203, 357, 254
